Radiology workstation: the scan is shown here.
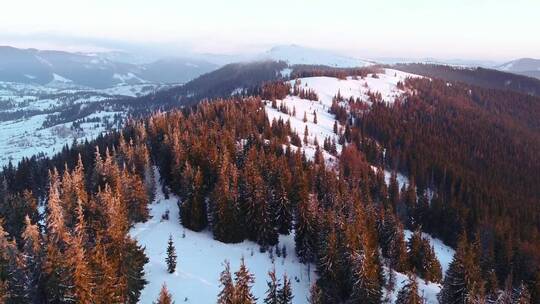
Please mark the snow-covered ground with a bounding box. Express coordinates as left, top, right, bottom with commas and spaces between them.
130, 169, 316, 304
384, 230, 456, 304
264, 68, 421, 166
385, 267, 442, 304
291, 69, 422, 105
0, 110, 121, 166
404, 230, 454, 276
0, 81, 178, 167
262, 45, 374, 67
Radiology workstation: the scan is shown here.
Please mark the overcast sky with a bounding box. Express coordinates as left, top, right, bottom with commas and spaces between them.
1, 0, 538, 61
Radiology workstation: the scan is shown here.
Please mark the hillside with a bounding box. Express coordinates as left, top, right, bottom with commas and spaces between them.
393, 63, 540, 96
0, 46, 218, 88
0, 62, 539, 303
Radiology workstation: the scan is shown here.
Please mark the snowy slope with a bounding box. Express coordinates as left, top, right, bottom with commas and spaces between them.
384, 268, 442, 304
262, 45, 373, 67
264, 68, 421, 164
404, 230, 454, 276
130, 169, 315, 304
0, 81, 178, 166
293, 69, 422, 105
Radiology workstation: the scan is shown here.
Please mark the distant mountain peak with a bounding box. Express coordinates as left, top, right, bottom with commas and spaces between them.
495, 57, 540, 79
261, 44, 373, 68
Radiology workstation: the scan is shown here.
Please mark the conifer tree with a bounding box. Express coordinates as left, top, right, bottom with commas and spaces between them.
396, 274, 422, 304
69, 201, 93, 303
278, 273, 293, 304
218, 261, 235, 304
308, 284, 323, 304
378, 211, 409, 272
187, 167, 206, 231
274, 171, 292, 235
388, 172, 400, 211
154, 283, 174, 304
294, 194, 318, 263
43, 170, 76, 303
407, 229, 442, 283
313, 110, 317, 124
234, 258, 256, 304
439, 233, 483, 304
264, 268, 280, 304
513, 282, 531, 304
0, 223, 27, 303
166, 235, 177, 274
20, 215, 41, 303
212, 153, 242, 243
349, 247, 382, 304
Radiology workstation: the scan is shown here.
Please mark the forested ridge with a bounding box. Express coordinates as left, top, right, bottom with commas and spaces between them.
0, 64, 538, 303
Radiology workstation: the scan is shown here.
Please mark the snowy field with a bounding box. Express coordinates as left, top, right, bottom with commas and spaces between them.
0, 81, 177, 167
130, 169, 454, 304
130, 169, 316, 304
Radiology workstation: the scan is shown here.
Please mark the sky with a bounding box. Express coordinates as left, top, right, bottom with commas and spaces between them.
0, 0, 539, 61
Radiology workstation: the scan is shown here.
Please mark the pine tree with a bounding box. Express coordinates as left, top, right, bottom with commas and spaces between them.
234, 258, 256, 304
166, 235, 177, 274
439, 233, 483, 304
308, 284, 323, 304
396, 273, 422, 304
124, 239, 148, 304
180, 163, 207, 232
217, 261, 235, 304
303, 126, 309, 145
274, 172, 292, 235
513, 282, 531, 304
212, 153, 242, 243
43, 170, 76, 303
154, 283, 174, 304
20, 215, 41, 304
303, 112, 308, 123
349, 248, 382, 304
69, 201, 94, 303
264, 268, 280, 304
294, 193, 318, 263
278, 274, 293, 304
378, 211, 408, 272
0, 224, 27, 303
388, 172, 400, 211
407, 229, 442, 283
313, 110, 317, 124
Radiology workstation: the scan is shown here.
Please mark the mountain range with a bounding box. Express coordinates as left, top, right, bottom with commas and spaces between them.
0, 46, 218, 88
495, 57, 540, 79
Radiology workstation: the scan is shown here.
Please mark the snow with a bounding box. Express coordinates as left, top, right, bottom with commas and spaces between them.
280, 68, 292, 78
0, 110, 120, 167
383, 229, 454, 304
263, 45, 373, 68
384, 267, 441, 304
291, 69, 422, 105
130, 168, 315, 304
51, 73, 73, 83
404, 230, 455, 276
264, 68, 421, 167
113, 72, 146, 84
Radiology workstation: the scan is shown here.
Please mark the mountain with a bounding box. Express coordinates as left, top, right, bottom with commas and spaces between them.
393, 63, 540, 96
258, 44, 373, 67
495, 58, 540, 79
377, 57, 500, 68
0, 46, 219, 88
